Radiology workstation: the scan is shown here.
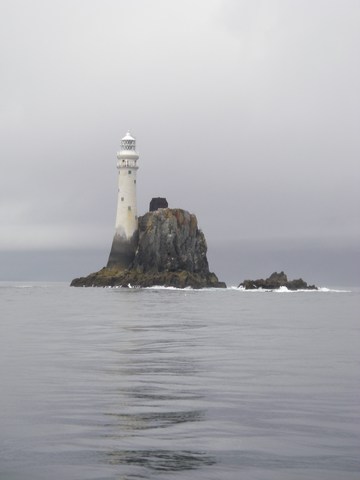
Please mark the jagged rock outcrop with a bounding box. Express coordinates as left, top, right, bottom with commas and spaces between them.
134, 209, 209, 274
71, 208, 226, 289
239, 271, 317, 290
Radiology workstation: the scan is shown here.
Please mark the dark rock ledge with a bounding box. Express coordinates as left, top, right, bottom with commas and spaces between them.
70, 268, 223, 289
238, 271, 317, 290
71, 208, 226, 289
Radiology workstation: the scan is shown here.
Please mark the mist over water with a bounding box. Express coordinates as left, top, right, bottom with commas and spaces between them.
1, 283, 359, 479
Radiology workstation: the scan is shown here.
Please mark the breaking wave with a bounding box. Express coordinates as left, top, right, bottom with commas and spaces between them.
123, 285, 352, 293
231, 286, 351, 293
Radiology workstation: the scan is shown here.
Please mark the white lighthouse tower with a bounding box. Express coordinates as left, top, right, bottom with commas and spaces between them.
107, 131, 139, 268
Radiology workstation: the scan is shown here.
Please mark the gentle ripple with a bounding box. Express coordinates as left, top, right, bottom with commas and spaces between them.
0, 283, 359, 479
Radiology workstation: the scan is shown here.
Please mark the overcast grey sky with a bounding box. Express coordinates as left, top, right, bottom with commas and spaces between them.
0, 0, 359, 284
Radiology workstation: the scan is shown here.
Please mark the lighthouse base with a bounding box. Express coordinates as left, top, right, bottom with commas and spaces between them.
107, 232, 138, 269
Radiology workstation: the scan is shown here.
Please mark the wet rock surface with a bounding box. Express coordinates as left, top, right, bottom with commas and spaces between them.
71, 208, 226, 289
239, 271, 317, 290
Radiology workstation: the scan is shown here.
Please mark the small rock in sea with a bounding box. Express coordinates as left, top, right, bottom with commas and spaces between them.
238, 271, 317, 290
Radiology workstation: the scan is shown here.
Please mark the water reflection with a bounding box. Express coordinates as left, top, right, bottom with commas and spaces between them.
104, 409, 204, 431
118, 384, 201, 402
107, 449, 215, 472
101, 309, 214, 475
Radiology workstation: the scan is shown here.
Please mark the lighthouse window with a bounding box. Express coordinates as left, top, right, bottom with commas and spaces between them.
121, 197, 124, 201
128, 206, 131, 211
134, 179, 136, 184
128, 170, 132, 174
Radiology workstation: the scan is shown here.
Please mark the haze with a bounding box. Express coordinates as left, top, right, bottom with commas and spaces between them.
1, 0, 359, 285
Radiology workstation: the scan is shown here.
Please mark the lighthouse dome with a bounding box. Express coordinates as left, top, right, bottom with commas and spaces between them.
117, 130, 139, 161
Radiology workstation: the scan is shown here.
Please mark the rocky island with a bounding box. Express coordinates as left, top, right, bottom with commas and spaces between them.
71, 132, 225, 289
71, 207, 226, 289
238, 271, 317, 290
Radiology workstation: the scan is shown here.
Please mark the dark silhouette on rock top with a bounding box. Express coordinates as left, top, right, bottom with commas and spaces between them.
149, 197, 168, 212
71, 208, 226, 288
239, 271, 317, 290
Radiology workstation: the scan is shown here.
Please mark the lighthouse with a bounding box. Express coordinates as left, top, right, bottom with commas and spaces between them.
107, 131, 139, 268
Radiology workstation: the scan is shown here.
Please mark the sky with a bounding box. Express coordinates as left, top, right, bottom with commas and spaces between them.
0, 0, 359, 285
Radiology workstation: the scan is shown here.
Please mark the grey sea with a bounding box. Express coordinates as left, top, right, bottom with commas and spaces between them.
0, 282, 359, 480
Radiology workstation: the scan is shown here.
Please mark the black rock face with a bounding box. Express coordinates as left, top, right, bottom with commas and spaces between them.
149, 197, 168, 212
238, 271, 317, 290
134, 209, 209, 274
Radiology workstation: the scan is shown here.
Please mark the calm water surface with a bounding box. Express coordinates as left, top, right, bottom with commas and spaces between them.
0, 283, 359, 480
